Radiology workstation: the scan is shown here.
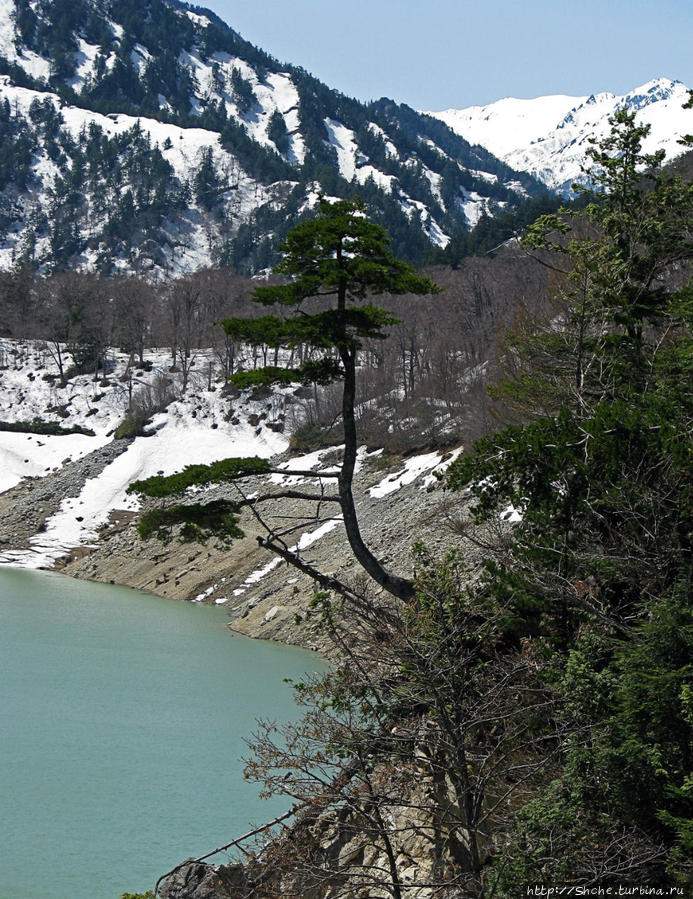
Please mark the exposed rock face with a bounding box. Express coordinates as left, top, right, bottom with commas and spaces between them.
158, 861, 248, 899
158, 767, 483, 899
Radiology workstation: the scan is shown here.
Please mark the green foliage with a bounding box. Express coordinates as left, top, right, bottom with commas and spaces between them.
448, 108, 693, 888
137, 499, 243, 543
267, 109, 290, 155
127, 457, 271, 498
113, 415, 148, 439
440, 192, 574, 265
230, 68, 255, 115
496, 585, 693, 891
228, 366, 299, 389
193, 146, 225, 211
449, 111, 693, 623
131, 200, 435, 604
218, 117, 295, 186
0, 98, 188, 270
222, 198, 438, 402
450, 392, 691, 621
0, 98, 37, 193
0, 418, 95, 436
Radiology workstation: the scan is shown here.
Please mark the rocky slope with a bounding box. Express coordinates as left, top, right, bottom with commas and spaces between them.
0, 337, 478, 653
0, 434, 468, 654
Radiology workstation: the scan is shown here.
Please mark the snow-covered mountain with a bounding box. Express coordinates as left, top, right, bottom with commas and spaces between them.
0, 0, 544, 276
428, 78, 692, 194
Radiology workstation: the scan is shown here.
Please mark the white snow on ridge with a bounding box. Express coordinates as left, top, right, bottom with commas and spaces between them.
432, 93, 582, 159
66, 38, 103, 91
0, 0, 15, 60
459, 189, 490, 229
326, 118, 359, 182
427, 78, 693, 193
368, 122, 399, 159
0, 78, 223, 179
185, 9, 214, 27
398, 197, 450, 248
0, 0, 50, 81
130, 44, 153, 76
324, 118, 396, 192
252, 72, 306, 164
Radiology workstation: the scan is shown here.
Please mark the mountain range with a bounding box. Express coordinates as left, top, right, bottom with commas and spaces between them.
0, 0, 689, 278
0, 0, 547, 277
428, 77, 692, 194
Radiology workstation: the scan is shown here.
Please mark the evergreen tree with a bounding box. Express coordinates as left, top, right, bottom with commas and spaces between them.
447, 109, 693, 888
128, 198, 439, 599
267, 109, 290, 155
192, 146, 224, 211
230, 68, 255, 115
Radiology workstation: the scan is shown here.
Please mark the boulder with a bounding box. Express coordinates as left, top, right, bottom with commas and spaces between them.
158, 860, 248, 899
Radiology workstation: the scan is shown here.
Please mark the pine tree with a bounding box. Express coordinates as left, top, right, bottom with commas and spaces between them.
129, 198, 439, 599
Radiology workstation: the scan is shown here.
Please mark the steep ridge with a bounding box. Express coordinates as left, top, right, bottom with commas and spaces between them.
428, 77, 692, 193
0, 0, 545, 275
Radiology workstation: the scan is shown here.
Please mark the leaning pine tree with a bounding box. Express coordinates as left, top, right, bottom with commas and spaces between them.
128, 198, 439, 600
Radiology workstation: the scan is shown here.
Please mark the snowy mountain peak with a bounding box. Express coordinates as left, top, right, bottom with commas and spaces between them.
427, 77, 692, 194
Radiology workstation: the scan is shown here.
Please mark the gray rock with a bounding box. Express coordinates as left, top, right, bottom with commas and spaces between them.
158, 860, 248, 899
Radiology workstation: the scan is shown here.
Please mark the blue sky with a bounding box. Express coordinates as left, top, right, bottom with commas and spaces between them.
198, 0, 693, 110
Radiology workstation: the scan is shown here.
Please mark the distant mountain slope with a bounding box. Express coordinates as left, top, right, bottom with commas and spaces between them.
428, 78, 692, 194
0, 0, 546, 276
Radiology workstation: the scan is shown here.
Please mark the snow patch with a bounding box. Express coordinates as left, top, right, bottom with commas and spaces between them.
369, 449, 462, 498
0, 340, 290, 567
233, 517, 343, 598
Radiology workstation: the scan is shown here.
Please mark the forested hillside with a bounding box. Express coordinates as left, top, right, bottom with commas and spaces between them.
0, 0, 547, 276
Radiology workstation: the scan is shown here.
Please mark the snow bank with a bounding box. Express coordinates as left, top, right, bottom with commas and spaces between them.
0, 432, 108, 494
232, 516, 343, 599
368, 448, 462, 498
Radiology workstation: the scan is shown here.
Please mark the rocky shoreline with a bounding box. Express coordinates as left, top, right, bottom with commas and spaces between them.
0, 438, 481, 899
0, 440, 471, 654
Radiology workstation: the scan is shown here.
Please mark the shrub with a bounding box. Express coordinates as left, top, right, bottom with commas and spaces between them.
0, 418, 95, 436
115, 374, 177, 439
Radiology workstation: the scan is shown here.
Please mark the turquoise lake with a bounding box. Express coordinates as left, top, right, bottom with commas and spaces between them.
0, 566, 324, 898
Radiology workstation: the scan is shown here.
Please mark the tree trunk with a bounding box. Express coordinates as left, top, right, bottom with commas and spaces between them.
339, 350, 415, 601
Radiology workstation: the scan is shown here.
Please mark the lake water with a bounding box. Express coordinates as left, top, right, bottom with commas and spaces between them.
0, 566, 324, 898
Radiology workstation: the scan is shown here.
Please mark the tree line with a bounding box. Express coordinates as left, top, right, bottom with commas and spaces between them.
1, 238, 557, 453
